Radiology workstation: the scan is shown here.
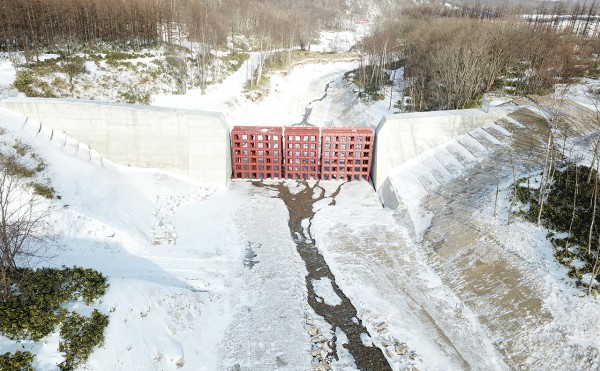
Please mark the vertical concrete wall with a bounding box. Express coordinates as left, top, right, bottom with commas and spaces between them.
0, 98, 231, 185
372, 108, 508, 190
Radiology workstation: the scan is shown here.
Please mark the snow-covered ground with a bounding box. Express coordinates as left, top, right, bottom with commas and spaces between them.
152, 26, 405, 129
153, 57, 403, 129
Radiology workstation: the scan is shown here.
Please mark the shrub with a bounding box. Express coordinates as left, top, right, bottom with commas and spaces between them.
119, 89, 151, 105
30, 182, 57, 199
0, 351, 34, 371
0, 267, 109, 340
13, 71, 56, 98
12, 140, 31, 157
59, 310, 109, 371
0, 154, 37, 178
0, 299, 64, 340
222, 52, 249, 72
17, 267, 109, 306
13, 71, 38, 97
514, 162, 600, 289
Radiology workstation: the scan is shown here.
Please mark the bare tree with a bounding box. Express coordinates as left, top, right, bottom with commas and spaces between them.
0, 154, 55, 300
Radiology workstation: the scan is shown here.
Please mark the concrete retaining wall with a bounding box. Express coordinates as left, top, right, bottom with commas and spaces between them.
0, 98, 231, 185
372, 108, 508, 190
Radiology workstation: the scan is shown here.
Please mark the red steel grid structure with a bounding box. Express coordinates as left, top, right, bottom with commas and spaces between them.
320, 127, 374, 181
231, 126, 283, 179
284, 126, 320, 180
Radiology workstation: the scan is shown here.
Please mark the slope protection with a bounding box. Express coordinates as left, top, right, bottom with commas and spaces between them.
381, 101, 600, 369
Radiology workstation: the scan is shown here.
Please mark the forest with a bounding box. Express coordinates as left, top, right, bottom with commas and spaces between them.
3, 0, 600, 110
358, 1, 600, 111
0, 0, 352, 57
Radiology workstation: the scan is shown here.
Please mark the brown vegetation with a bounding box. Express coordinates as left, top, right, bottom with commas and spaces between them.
358, 1, 600, 111
0, 0, 349, 64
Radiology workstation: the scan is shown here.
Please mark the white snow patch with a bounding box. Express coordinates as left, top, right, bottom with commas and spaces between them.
311, 277, 342, 306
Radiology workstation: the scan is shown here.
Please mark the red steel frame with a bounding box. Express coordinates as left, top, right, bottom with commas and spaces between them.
231, 126, 373, 181
284, 126, 320, 180
320, 127, 373, 181
231, 126, 283, 179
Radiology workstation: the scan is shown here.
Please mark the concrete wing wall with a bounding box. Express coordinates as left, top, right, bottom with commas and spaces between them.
372, 108, 508, 190
0, 98, 231, 185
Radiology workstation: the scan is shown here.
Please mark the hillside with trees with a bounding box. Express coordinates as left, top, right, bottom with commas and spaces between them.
355, 1, 600, 111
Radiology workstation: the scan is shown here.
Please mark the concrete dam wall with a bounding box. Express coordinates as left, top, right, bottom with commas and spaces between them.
372, 108, 508, 191
0, 98, 508, 190
0, 98, 231, 185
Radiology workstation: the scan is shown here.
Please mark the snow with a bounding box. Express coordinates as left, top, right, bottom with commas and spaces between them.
310, 30, 362, 53
0, 58, 16, 86
154, 58, 363, 127
152, 28, 406, 130
312, 277, 342, 306
0, 107, 277, 369
310, 182, 506, 370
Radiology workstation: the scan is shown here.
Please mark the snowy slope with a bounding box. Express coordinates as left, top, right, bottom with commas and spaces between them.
0, 108, 259, 370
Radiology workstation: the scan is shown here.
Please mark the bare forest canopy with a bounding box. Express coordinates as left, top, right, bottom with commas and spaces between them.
0, 0, 352, 54
356, 1, 600, 111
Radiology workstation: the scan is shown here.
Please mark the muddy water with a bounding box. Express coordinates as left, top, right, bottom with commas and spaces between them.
263, 181, 391, 371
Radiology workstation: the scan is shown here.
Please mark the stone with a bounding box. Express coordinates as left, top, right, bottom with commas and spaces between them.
396, 344, 408, 355
308, 325, 319, 336
311, 337, 328, 343
311, 362, 330, 371
375, 321, 388, 331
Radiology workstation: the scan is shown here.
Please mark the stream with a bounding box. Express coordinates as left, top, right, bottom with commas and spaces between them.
298, 80, 335, 126
259, 181, 391, 371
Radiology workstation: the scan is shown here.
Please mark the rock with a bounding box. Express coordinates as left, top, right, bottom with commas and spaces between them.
311, 362, 330, 371
396, 344, 408, 355
385, 347, 397, 358
375, 321, 388, 331
311, 349, 321, 357
308, 326, 319, 336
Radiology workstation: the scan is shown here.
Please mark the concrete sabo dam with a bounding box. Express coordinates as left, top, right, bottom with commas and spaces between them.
0, 98, 508, 191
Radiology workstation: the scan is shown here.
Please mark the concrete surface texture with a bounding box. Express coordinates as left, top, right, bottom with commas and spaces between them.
372, 108, 510, 190
0, 98, 231, 185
